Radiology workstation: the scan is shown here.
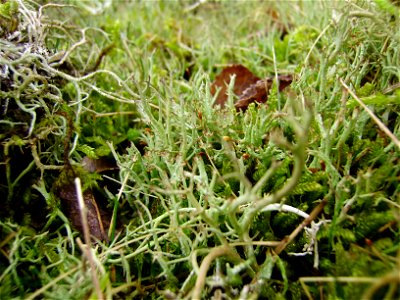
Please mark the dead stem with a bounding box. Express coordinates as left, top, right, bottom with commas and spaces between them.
75, 178, 103, 300
340, 78, 400, 150
274, 199, 328, 255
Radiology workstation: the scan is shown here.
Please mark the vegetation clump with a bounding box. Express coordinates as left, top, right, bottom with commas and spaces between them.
0, 1, 399, 299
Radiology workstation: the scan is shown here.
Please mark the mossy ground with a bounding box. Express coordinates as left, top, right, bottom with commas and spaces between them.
1, 1, 399, 299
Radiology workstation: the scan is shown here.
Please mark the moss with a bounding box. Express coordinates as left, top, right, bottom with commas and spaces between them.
1, 1, 399, 299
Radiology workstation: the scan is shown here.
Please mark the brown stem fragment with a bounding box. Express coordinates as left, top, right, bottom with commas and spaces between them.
274, 198, 328, 255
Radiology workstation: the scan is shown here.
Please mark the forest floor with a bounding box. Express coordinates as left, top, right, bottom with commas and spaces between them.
0, 1, 399, 299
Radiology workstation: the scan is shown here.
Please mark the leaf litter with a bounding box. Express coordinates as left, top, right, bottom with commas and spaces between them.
59, 185, 110, 242
210, 64, 292, 111
58, 157, 117, 242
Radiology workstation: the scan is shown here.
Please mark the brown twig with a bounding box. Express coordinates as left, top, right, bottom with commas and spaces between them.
274, 199, 328, 255
84, 44, 115, 75
340, 78, 400, 150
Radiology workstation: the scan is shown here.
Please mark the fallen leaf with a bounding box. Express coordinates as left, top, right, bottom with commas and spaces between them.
235, 75, 293, 111
234, 78, 272, 111
211, 64, 260, 107
59, 185, 110, 242
211, 64, 292, 111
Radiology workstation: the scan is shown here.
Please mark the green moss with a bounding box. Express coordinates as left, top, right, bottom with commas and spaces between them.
2, 1, 400, 299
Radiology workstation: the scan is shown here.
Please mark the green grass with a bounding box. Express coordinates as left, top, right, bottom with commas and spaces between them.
1, 0, 400, 299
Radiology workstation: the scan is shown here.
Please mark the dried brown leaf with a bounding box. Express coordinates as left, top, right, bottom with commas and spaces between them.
211, 64, 293, 111
59, 185, 110, 242
211, 64, 260, 107
235, 74, 293, 111
234, 79, 273, 111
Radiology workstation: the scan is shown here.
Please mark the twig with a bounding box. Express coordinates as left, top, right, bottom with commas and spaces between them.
274, 199, 328, 255
340, 78, 400, 150
362, 270, 400, 300
75, 178, 103, 300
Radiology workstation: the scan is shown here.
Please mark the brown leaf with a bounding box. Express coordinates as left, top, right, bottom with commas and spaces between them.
211, 64, 293, 111
234, 78, 273, 111
59, 185, 110, 242
211, 64, 260, 107
235, 74, 293, 111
